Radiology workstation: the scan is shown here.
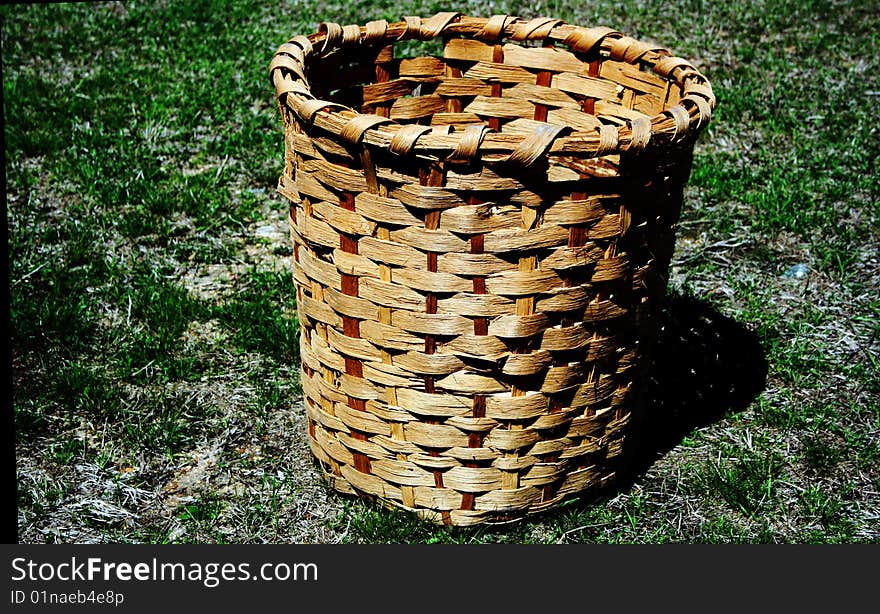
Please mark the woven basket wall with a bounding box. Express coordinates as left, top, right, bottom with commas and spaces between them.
270, 13, 715, 526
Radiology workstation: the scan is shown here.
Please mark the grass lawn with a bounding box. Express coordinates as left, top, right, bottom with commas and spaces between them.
4, 0, 878, 543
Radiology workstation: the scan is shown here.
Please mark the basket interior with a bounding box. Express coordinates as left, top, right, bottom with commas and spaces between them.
310, 36, 683, 137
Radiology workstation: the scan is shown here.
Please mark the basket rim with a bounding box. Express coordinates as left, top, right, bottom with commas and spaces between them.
269, 13, 716, 166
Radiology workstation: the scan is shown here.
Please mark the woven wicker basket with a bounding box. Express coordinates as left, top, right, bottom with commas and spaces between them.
270, 13, 714, 526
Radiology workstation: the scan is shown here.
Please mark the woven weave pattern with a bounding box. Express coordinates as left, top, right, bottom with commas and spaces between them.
270, 13, 715, 525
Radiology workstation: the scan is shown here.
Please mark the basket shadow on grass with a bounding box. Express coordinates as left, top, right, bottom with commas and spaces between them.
341, 292, 768, 541
621, 292, 769, 483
